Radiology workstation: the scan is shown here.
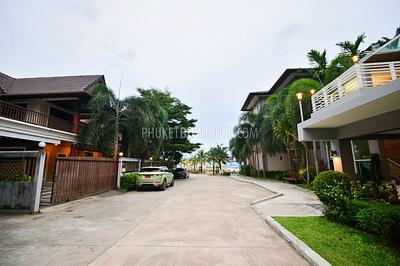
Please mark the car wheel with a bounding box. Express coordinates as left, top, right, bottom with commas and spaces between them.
159, 179, 167, 191
170, 178, 174, 187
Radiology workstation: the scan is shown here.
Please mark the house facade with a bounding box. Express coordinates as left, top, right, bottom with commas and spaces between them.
241, 68, 311, 172
0, 72, 105, 181
297, 35, 400, 182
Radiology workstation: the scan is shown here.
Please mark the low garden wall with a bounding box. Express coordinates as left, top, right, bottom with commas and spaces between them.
0, 181, 34, 210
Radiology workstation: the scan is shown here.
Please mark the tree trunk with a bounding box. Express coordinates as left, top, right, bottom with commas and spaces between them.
256, 148, 260, 178
200, 163, 203, 173
301, 142, 310, 184
286, 147, 292, 175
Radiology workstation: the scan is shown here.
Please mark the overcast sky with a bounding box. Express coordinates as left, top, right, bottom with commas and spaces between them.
1, 0, 399, 150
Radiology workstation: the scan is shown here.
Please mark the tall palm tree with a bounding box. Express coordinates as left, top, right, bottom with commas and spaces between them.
210, 144, 229, 174
121, 96, 155, 158
307, 49, 328, 86
336, 33, 367, 61
196, 149, 207, 173
284, 79, 322, 180
79, 84, 119, 157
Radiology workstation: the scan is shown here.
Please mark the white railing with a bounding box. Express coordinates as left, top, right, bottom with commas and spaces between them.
312, 61, 400, 112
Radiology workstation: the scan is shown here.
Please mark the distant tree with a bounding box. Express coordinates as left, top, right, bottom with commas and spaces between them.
138, 88, 200, 163
209, 145, 229, 174
195, 149, 207, 173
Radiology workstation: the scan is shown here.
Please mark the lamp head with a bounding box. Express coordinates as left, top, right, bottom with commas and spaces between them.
296, 92, 303, 100
118, 152, 124, 157
38, 142, 46, 148
352, 54, 360, 63
310, 89, 315, 95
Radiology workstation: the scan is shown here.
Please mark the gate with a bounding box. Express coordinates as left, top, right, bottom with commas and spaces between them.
52, 157, 118, 204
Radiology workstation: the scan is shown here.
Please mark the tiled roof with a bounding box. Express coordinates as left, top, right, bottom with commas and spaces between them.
0, 72, 15, 93
0, 72, 105, 96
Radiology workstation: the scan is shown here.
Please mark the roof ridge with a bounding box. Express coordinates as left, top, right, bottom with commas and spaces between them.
16, 74, 103, 80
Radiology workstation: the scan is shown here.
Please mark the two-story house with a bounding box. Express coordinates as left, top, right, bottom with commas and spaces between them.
0, 72, 105, 181
241, 68, 311, 173
297, 34, 400, 182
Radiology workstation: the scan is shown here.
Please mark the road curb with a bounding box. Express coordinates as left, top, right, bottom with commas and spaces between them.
250, 193, 283, 205
229, 175, 280, 195
265, 216, 331, 266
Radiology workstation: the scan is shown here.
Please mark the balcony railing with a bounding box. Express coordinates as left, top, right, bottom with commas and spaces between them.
312, 61, 400, 113
0, 100, 74, 133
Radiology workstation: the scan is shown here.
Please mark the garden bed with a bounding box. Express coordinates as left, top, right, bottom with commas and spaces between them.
274, 216, 400, 266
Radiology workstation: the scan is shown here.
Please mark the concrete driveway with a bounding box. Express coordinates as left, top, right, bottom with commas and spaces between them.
0, 174, 307, 266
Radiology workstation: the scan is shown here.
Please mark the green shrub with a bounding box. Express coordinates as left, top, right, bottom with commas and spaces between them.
269, 171, 288, 180
0, 173, 33, 182
222, 172, 231, 176
120, 172, 139, 191
239, 165, 252, 176
314, 170, 355, 223
298, 166, 317, 183
354, 200, 400, 242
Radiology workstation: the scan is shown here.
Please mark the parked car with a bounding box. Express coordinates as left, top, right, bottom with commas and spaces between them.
137, 166, 174, 191
172, 167, 189, 179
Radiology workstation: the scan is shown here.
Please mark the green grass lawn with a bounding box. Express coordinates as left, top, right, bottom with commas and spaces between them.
274, 216, 400, 266
297, 183, 313, 190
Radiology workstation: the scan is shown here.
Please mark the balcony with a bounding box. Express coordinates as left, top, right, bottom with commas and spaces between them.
0, 100, 74, 133
311, 61, 400, 113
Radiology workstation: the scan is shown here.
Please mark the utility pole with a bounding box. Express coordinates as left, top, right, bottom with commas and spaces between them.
113, 73, 123, 159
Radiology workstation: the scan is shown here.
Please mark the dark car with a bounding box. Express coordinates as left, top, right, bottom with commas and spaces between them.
172, 167, 189, 179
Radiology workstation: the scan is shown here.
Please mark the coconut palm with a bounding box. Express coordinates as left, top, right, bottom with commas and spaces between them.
79, 84, 120, 157
307, 49, 328, 86
209, 145, 229, 174
336, 33, 367, 59
121, 96, 155, 158
195, 149, 207, 173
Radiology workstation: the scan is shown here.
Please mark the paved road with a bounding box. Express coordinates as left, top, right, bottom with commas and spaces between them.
0, 174, 307, 266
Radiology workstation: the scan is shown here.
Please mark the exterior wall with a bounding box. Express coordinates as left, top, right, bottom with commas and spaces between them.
29, 100, 50, 114
43, 142, 72, 181
384, 140, 400, 163
266, 153, 289, 171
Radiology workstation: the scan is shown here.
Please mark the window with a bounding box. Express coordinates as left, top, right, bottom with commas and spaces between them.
351, 140, 371, 177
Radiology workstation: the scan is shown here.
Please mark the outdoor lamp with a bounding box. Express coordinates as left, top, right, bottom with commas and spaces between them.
310, 89, 315, 95
149, 156, 153, 161
38, 142, 46, 148
118, 152, 123, 157
296, 92, 303, 101
352, 55, 359, 63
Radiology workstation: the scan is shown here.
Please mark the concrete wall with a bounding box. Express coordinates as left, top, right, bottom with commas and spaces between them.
266, 153, 289, 171
0, 181, 34, 211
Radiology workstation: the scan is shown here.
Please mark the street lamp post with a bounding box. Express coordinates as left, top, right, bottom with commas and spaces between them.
310, 89, 319, 176
296, 92, 310, 184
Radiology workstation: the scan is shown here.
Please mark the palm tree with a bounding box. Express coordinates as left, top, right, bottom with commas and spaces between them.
365, 26, 400, 53
284, 79, 322, 180
336, 33, 367, 61
121, 96, 155, 158
210, 145, 229, 174
307, 49, 328, 86
196, 149, 207, 173
79, 84, 119, 157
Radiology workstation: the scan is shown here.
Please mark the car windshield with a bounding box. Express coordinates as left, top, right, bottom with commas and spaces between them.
140, 167, 161, 172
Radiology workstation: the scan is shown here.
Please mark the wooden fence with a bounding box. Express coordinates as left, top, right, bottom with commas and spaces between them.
52, 157, 118, 204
